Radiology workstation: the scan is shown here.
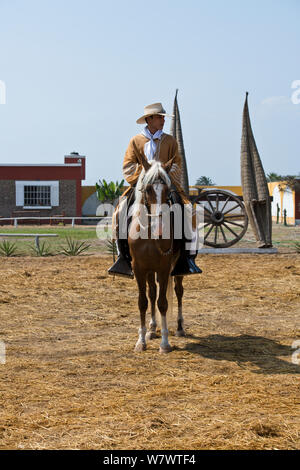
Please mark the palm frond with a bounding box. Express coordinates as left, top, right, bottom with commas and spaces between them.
95, 179, 125, 202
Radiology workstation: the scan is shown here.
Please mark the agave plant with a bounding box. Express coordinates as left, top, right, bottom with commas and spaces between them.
95, 179, 124, 203
60, 236, 90, 256
0, 240, 18, 257
30, 241, 53, 257
105, 237, 117, 258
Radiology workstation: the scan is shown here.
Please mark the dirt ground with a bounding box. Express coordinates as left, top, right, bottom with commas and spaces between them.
0, 249, 299, 450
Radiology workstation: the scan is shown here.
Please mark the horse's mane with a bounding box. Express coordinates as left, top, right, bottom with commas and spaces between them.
133, 162, 171, 214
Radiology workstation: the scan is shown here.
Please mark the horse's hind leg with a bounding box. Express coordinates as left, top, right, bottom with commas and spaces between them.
134, 272, 148, 352
174, 276, 185, 336
146, 272, 157, 340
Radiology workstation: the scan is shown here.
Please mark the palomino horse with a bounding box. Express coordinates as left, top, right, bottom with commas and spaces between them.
128, 159, 185, 353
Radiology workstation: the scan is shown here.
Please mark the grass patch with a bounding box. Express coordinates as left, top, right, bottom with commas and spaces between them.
0, 226, 98, 239
0, 221, 299, 255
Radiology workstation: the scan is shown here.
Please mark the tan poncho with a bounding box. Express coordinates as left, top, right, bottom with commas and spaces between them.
122, 132, 189, 203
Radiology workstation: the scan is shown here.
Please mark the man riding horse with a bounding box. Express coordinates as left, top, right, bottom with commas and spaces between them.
108, 102, 202, 278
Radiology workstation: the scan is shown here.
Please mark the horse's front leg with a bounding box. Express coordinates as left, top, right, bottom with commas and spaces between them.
157, 272, 172, 353
146, 271, 157, 340
174, 275, 185, 336
134, 271, 148, 352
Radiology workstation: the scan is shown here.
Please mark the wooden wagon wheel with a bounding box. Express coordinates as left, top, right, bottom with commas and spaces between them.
194, 189, 249, 248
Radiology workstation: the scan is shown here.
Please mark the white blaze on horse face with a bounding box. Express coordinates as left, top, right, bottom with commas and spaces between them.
153, 183, 163, 213
151, 183, 163, 238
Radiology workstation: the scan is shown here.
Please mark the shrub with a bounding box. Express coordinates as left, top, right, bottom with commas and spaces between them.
30, 241, 53, 257
0, 240, 18, 257
105, 238, 117, 257
59, 237, 90, 256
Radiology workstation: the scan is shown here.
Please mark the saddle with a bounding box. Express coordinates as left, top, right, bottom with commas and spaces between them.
113, 184, 182, 239
108, 185, 202, 278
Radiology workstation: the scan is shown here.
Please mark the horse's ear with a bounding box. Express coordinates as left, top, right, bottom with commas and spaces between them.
163, 157, 175, 173
141, 158, 151, 172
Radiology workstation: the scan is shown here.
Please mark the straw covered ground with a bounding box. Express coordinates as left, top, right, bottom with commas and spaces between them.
0, 250, 299, 450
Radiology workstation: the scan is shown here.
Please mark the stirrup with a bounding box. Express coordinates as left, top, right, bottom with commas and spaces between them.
171, 255, 202, 276
108, 256, 134, 279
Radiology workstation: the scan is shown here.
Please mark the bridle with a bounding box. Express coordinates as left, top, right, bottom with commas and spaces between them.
140, 178, 174, 256
140, 176, 171, 210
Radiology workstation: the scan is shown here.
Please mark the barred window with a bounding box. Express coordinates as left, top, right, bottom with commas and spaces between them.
24, 185, 51, 206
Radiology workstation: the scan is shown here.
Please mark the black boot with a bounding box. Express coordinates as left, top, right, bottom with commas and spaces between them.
171, 199, 202, 276
171, 252, 202, 276
108, 239, 134, 279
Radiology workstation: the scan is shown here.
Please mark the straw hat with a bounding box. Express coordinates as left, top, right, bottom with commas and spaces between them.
136, 102, 173, 124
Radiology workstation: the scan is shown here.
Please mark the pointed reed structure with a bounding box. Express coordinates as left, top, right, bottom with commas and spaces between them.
170, 89, 189, 196
240, 92, 272, 247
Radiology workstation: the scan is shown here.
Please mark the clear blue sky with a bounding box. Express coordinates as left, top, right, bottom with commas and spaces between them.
0, 0, 299, 186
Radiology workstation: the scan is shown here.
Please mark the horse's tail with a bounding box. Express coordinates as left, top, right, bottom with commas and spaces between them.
166, 275, 173, 320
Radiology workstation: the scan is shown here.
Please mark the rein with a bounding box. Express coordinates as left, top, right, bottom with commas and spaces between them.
141, 185, 174, 257
155, 220, 173, 256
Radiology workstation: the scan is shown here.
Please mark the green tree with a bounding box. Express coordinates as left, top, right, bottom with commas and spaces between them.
278, 175, 300, 192
266, 172, 283, 182
267, 172, 300, 191
95, 179, 124, 203
195, 176, 215, 186
95, 179, 124, 258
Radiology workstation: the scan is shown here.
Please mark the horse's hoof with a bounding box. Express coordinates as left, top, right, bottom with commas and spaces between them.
159, 345, 172, 354
134, 342, 146, 352
175, 329, 186, 337
146, 331, 157, 340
